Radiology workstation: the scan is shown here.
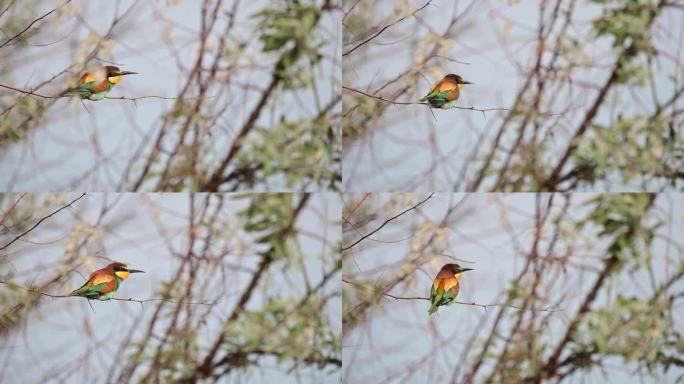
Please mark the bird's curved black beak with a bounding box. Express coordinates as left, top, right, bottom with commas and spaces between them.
458, 268, 473, 273
118, 71, 138, 76
128, 268, 145, 273
460, 80, 472, 85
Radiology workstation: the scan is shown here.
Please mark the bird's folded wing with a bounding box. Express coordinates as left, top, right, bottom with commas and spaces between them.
91, 273, 116, 285
435, 82, 458, 92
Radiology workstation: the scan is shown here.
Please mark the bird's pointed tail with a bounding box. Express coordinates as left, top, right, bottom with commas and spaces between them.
60, 87, 76, 97
70, 282, 91, 297
428, 303, 438, 315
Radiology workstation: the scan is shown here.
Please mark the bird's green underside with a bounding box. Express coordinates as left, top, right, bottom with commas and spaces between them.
65, 82, 115, 101
421, 90, 457, 109
71, 278, 121, 300
429, 286, 456, 314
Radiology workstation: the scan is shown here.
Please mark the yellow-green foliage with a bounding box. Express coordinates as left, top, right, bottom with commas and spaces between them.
574, 294, 679, 373
235, 115, 340, 190
573, 115, 682, 187
224, 296, 339, 370
0, 98, 45, 144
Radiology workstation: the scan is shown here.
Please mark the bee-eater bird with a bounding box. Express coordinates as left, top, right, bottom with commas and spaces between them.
62, 66, 137, 101
421, 74, 471, 109
428, 263, 473, 315
70, 262, 144, 300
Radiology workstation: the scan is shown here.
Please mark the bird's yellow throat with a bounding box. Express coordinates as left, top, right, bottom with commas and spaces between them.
115, 270, 130, 280
108, 75, 122, 84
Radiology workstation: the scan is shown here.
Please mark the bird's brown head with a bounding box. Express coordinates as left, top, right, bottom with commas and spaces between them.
108, 262, 145, 280
104, 66, 137, 84
444, 74, 471, 85
442, 263, 473, 275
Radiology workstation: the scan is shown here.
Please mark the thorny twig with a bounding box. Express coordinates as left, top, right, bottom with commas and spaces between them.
0, 192, 87, 252
342, 192, 435, 252
0, 281, 219, 307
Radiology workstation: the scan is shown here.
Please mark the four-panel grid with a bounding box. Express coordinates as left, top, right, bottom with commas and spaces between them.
0, 1, 682, 383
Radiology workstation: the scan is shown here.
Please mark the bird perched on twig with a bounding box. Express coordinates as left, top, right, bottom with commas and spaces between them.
62, 66, 137, 101
70, 262, 144, 300
428, 263, 473, 315
421, 74, 471, 109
